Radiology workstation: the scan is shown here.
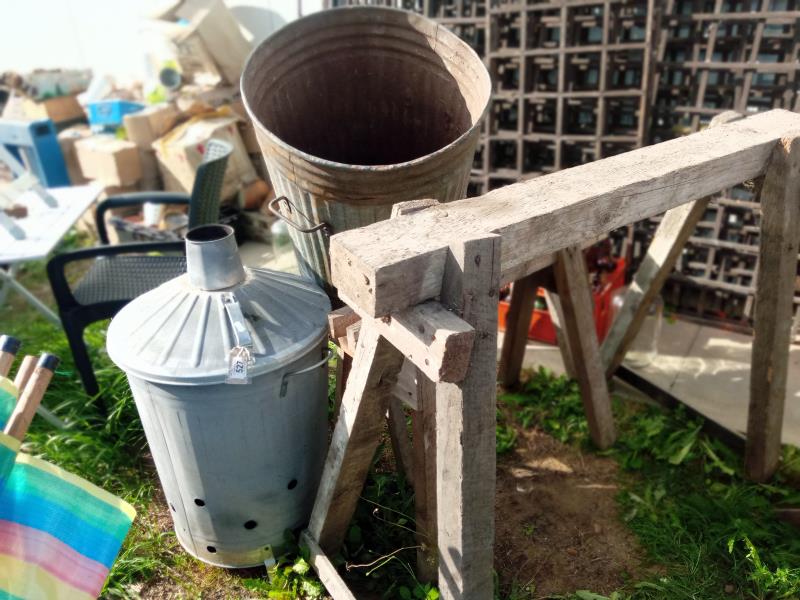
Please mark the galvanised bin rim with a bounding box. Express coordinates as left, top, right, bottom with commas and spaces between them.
240, 5, 492, 175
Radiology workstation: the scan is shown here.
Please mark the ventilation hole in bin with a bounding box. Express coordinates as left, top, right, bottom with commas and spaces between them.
207, 546, 216, 553
244, 520, 258, 530
169, 503, 176, 512
288, 479, 298, 490
194, 498, 205, 507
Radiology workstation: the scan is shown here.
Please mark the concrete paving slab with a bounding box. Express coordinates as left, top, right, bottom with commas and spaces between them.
625, 317, 699, 394
500, 317, 800, 447
670, 325, 800, 445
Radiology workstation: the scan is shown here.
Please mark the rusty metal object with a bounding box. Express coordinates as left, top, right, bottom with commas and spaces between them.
241, 6, 491, 291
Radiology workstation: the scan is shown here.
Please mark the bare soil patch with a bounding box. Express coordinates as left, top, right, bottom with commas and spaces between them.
495, 423, 649, 597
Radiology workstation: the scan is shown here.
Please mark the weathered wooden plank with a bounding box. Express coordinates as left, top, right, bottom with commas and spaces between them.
307, 323, 404, 553
340, 297, 476, 384
391, 198, 440, 218
393, 358, 419, 410
745, 136, 800, 482
498, 271, 541, 387
326, 299, 475, 384
543, 288, 577, 380
345, 321, 362, 358
328, 305, 361, 341
601, 199, 708, 376
413, 371, 438, 583
332, 348, 352, 419
387, 396, 415, 487
330, 110, 800, 317
300, 531, 358, 600
435, 235, 501, 599
601, 111, 743, 377
553, 246, 616, 449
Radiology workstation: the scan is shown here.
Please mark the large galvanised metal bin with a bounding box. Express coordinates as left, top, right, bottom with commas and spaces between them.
241, 6, 491, 292
107, 225, 331, 567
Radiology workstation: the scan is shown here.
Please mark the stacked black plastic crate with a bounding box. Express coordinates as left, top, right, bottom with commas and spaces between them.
652, 0, 800, 324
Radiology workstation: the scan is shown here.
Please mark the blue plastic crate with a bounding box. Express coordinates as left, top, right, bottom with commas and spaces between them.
87, 100, 145, 128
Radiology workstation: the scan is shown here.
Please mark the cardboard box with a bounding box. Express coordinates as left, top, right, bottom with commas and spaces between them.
172, 29, 223, 87
76, 136, 142, 187
123, 103, 180, 147
2, 93, 86, 123
176, 85, 237, 116
171, 0, 252, 86
152, 113, 256, 200
138, 149, 161, 190
57, 125, 92, 185
229, 99, 259, 154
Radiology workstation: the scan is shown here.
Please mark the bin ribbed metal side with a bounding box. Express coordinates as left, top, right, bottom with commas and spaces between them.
125, 342, 328, 568
241, 6, 491, 290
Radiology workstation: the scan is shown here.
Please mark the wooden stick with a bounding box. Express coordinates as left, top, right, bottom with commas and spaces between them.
338, 298, 476, 384
300, 531, 358, 600
392, 358, 419, 411
498, 271, 544, 388
775, 508, 800, 529
332, 348, 351, 420
553, 246, 616, 449
4, 354, 59, 441
13, 355, 36, 392
0, 335, 21, 378
745, 136, 800, 482
387, 397, 415, 487
308, 323, 404, 554
435, 235, 500, 599
543, 288, 577, 380
328, 306, 361, 342
601, 199, 708, 376
413, 371, 438, 584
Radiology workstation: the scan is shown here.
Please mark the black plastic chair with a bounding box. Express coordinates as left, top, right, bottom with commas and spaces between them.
47, 139, 233, 397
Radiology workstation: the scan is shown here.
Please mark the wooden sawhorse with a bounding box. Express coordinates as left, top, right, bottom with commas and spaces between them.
302, 110, 800, 599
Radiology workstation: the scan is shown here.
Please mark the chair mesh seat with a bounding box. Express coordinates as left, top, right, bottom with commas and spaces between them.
73, 255, 187, 306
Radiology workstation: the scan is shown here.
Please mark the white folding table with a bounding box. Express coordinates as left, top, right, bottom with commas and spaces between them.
0, 183, 103, 325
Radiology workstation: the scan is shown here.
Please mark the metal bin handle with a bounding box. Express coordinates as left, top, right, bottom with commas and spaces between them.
280, 347, 333, 397
222, 294, 253, 349
268, 196, 332, 235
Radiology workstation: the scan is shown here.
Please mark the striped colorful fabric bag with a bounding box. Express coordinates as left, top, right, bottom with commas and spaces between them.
0, 375, 136, 600
0, 376, 16, 430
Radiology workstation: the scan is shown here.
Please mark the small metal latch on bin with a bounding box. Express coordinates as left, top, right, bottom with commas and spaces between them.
223, 293, 253, 385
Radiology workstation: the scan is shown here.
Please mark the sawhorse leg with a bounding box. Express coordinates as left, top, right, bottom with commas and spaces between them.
553, 245, 616, 449
307, 322, 404, 552
434, 235, 500, 599
746, 136, 800, 481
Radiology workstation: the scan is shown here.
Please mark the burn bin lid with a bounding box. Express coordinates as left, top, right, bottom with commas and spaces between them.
106, 225, 331, 385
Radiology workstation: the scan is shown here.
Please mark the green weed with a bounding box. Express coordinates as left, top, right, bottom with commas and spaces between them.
497, 410, 518, 455
340, 455, 438, 598
242, 553, 325, 599
500, 367, 800, 600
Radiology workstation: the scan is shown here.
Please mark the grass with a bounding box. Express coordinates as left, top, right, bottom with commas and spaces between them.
500, 368, 800, 600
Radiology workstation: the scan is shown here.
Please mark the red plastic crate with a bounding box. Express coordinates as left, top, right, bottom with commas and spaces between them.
498, 257, 626, 344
